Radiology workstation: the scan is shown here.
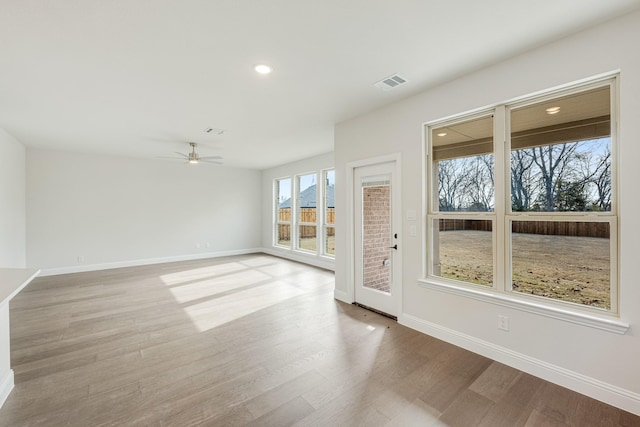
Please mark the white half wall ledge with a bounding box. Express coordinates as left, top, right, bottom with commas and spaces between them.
261, 247, 336, 272
399, 313, 640, 417
37, 248, 264, 277
0, 268, 39, 409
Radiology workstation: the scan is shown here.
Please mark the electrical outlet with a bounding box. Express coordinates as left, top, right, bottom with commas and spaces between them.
498, 315, 509, 331
77, 255, 84, 263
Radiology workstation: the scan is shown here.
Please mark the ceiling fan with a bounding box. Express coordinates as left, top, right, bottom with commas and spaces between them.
161, 142, 223, 165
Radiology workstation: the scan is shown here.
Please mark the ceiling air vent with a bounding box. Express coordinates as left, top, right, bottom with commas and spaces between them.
374, 74, 408, 91
204, 127, 225, 135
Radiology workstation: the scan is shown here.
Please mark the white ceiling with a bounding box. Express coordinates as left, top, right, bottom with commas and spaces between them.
1, 1, 639, 169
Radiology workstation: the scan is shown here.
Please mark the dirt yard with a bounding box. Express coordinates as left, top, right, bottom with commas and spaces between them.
438, 230, 610, 309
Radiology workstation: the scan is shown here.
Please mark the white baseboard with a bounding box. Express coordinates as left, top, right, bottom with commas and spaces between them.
399, 313, 640, 416
261, 247, 335, 271
37, 248, 263, 277
0, 369, 14, 410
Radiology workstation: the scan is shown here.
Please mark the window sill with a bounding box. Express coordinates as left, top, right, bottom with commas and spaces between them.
264, 246, 335, 272
271, 245, 335, 260
417, 278, 629, 334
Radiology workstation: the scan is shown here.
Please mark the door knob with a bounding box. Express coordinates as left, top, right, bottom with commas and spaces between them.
389, 244, 398, 250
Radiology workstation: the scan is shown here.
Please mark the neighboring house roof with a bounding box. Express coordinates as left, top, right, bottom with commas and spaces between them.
280, 184, 334, 208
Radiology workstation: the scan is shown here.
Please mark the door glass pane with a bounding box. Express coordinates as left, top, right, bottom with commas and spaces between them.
511, 220, 610, 309
362, 181, 391, 294
432, 218, 493, 286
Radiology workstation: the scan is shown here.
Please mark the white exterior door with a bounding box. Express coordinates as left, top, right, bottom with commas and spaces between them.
353, 161, 400, 317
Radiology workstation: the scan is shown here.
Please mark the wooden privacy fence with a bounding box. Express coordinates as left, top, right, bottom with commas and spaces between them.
278, 208, 335, 239
511, 220, 610, 238
438, 218, 609, 238
439, 219, 493, 233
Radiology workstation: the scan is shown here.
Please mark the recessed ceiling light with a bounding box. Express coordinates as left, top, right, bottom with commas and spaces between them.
437, 132, 447, 137
254, 64, 272, 75
546, 106, 561, 115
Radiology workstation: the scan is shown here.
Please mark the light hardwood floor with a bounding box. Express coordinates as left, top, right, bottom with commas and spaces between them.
1, 254, 638, 426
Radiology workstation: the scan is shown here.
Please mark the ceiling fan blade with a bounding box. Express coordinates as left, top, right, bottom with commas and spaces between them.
198, 155, 224, 160
157, 156, 185, 160
200, 159, 224, 164
173, 152, 189, 158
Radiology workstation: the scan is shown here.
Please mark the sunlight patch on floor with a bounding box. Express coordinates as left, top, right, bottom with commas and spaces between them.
238, 256, 282, 267
183, 280, 305, 332
159, 262, 247, 286
165, 269, 272, 303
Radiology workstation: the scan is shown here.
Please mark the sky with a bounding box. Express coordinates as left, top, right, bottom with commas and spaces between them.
277, 170, 334, 203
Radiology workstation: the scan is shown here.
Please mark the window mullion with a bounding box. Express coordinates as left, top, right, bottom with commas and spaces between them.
494, 106, 507, 292
317, 171, 324, 255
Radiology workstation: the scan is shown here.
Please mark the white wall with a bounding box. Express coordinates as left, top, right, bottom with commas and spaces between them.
27, 148, 262, 274
0, 128, 26, 409
0, 128, 26, 268
261, 152, 335, 270
335, 11, 640, 414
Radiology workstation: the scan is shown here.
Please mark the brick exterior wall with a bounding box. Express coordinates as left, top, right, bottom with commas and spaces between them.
362, 185, 391, 293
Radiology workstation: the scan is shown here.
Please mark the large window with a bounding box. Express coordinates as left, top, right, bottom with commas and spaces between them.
273, 168, 334, 258
296, 173, 318, 252
323, 169, 335, 256
426, 78, 617, 313
275, 178, 292, 248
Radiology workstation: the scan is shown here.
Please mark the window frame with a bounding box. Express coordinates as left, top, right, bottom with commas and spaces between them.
426, 111, 497, 288
322, 168, 336, 257
274, 177, 292, 249
272, 168, 336, 258
295, 172, 319, 253
421, 75, 625, 331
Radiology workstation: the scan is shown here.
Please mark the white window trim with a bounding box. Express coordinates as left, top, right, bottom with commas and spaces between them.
422, 75, 626, 334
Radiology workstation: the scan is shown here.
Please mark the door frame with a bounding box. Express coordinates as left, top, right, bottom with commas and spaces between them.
346, 153, 402, 317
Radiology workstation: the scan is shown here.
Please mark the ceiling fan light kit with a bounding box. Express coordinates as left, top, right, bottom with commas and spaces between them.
160, 142, 223, 165
188, 142, 200, 164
